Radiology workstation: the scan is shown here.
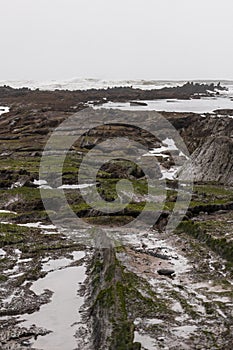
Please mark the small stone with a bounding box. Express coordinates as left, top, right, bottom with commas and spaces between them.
158, 336, 165, 341
21, 340, 31, 346
157, 269, 175, 277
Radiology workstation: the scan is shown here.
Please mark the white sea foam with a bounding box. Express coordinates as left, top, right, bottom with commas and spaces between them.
0, 79, 184, 91
1, 79, 232, 93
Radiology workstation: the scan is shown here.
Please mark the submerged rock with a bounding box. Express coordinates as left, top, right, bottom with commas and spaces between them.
130, 101, 148, 106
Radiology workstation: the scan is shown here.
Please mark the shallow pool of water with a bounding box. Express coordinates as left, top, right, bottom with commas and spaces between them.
20, 254, 86, 350
96, 96, 233, 114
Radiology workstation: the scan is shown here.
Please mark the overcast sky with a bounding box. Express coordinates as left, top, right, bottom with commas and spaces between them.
0, 0, 233, 81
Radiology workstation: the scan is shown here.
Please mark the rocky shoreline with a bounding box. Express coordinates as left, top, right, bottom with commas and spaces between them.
1, 82, 233, 350
0, 81, 226, 114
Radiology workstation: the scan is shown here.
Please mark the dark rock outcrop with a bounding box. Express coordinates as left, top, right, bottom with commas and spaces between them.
85, 243, 141, 350
0, 82, 226, 111
183, 136, 233, 185
157, 269, 175, 277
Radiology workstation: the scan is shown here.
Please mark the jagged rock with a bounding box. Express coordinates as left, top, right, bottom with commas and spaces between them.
147, 250, 170, 260
181, 136, 233, 185
213, 109, 233, 116
84, 245, 141, 350
11, 175, 35, 188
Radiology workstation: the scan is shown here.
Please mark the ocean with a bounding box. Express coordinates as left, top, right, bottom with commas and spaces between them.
1, 79, 233, 114
0, 78, 233, 93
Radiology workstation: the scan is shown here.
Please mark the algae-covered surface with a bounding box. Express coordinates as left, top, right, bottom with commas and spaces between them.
1, 86, 233, 349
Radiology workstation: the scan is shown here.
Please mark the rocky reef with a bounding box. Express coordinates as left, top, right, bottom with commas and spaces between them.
1, 82, 233, 350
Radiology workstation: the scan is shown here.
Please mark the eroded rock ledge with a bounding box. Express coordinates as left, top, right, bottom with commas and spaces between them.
81, 245, 141, 350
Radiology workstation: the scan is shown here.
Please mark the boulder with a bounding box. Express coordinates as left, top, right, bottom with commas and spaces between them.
157, 269, 175, 277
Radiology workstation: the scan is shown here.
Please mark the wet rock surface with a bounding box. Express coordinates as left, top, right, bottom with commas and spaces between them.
0, 82, 224, 108
184, 136, 233, 185
1, 82, 233, 349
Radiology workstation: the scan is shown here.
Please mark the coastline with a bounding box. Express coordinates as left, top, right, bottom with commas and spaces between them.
1, 81, 233, 349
